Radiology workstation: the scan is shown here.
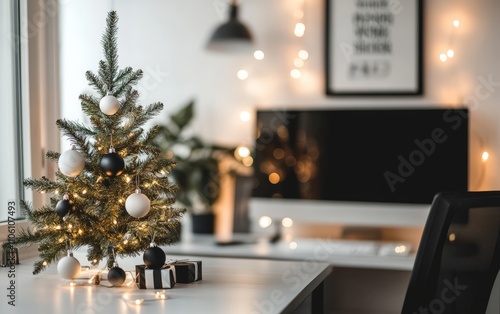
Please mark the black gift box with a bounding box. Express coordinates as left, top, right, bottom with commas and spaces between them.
169, 261, 202, 283
135, 265, 176, 289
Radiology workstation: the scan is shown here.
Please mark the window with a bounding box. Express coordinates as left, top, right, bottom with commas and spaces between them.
0, 0, 24, 222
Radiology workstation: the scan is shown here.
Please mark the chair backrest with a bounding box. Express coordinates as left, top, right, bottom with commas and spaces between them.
402, 191, 500, 314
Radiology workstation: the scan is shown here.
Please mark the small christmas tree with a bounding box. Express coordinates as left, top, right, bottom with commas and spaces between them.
14, 11, 184, 275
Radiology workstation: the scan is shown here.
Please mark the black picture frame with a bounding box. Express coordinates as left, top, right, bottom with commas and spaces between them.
325, 0, 423, 96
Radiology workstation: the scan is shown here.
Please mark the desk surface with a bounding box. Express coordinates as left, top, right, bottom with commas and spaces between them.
162, 235, 416, 271
0, 253, 331, 314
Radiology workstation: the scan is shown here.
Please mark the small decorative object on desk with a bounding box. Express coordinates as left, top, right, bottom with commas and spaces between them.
108, 263, 126, 287
57, 251, 81, 280
143, 237, 166, 269
167, 260, 202, 283
1, 247, 19, 267
135, 265, 176, 289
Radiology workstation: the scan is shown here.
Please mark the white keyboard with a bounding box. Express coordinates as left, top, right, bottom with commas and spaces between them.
281, 239, 412, 256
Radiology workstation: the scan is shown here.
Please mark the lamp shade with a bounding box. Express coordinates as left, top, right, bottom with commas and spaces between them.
206, 3, 253, 52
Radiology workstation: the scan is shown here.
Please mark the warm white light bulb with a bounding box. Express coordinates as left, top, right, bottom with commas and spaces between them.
254, 50, 265, 60
240, 111, 251, 122
453, 19, 460, 28
290, 69, 302, 79
298, 50, 309, 60
268, 172, 281, 184
259, 216, 273, 228
447, 49, 455, 58
482, 151, 489, 162
439, 53, 447, 62
135, 299, 144, 305
394, 245, 407, 254
294, 23, 305, 37
237, 70, 249, 80
289, 241, 298, 250
237, 146, 251, 158
294, 58, 304, 68
242, 156, 254, 167
282, 217, 294, 228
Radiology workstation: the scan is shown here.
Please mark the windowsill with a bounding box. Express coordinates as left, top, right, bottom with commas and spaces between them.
0, 219, 39, 261
0, 218, 30, 239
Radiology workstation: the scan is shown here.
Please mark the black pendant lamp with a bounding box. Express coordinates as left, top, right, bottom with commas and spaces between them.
206, 0, 253, 52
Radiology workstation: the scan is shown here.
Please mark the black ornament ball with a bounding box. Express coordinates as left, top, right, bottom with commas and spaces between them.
55, 199, 73, 218
100, 152, 125, 177
143, 246, 166, 269
108, 266, 126, 287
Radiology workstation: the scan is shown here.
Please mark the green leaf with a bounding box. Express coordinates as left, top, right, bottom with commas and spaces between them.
171, 100, 194, 131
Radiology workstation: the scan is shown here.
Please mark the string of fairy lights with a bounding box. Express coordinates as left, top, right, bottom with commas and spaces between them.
234, 0, 309, 166
438, 17, 490, 189
439, 19, 460, 62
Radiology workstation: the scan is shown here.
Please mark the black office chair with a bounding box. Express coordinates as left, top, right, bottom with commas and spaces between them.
402, 191, 500, 314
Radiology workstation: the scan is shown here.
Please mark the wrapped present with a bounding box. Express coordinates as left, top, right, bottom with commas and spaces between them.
135, 265, 176, 289
168, 260, 202, 283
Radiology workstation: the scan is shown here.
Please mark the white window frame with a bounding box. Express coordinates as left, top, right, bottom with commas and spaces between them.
0, 0, 60, 245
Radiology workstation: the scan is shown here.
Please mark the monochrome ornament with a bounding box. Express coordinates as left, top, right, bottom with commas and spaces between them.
143, 243, 166, 269
57, 252, 81, 280
125, 189, 150, 218
55, 194, 73, 218
100, 146, 125, 177
99, 93, 120, 115
58, 147, 85, 177
108, 265, 126, 287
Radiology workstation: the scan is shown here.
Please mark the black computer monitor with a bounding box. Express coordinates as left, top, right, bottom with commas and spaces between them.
252, 108, 469, 205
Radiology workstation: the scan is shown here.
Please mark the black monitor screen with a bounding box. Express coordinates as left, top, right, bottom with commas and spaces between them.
252, 108, 469, 204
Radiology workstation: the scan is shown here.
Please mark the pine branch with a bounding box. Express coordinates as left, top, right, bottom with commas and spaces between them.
56, 119, 96, 149
101, 11, 119, 90
142, 125, 161, 145
134, 102, 164, 128
85, 70, 105, 96
23, 177, 60, 193
115, 67, 133, 85
79, 94, 101, 117
114, 69, 144, 97
120, 89, 140, 116
46, 150, 60, 163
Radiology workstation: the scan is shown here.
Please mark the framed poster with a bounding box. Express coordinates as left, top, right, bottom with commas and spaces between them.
325, 0, 423, 96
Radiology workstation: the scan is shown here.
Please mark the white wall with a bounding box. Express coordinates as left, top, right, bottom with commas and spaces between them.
58, 0, 500, 191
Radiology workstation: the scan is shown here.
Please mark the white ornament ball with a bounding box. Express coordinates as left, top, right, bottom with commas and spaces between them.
58, 149, 85, 177
57, 254, 81, 280
125, 191, 151, 218
99, 94, 120, 115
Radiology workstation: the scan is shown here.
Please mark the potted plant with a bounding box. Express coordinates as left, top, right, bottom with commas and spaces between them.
153, 101, 233, 234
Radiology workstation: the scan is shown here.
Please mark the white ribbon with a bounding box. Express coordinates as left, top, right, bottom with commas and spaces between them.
166, 259, 199, 281
144, 267, 174, 289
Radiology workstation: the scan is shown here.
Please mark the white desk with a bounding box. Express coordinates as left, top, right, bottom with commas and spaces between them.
0, 254, 331, 314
